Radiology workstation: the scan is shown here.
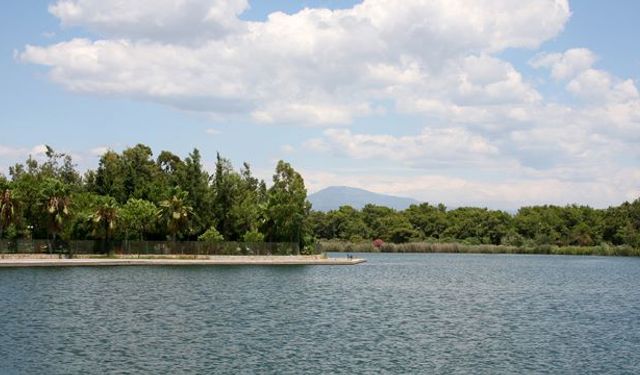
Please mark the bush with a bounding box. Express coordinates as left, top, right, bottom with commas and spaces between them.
198, 226, 224, 242
242, 230, 265, 242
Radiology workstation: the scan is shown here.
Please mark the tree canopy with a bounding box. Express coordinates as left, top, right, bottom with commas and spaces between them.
0, 144, 638, 251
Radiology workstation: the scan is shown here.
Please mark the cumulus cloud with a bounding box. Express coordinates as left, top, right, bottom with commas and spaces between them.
17, 0, 640, 207
306, 127, 499, 166
22, 0, 570, 124
49, 0, 250, 42
530, 48, 597, 80
302, 167, 640, 210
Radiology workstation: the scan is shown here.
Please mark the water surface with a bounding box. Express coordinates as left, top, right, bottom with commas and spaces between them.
1, 253, 639, 374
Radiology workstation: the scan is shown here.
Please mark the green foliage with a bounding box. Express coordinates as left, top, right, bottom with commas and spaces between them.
198, 226, 224, 242
0, 189, 16, 238
89, 196, 119, 240
1, 143, 639, 254
306, 198, 640, 251
40, 178, 71, 241
242, 229, 265, 242
120, 198, 157, 240
158, 190, 193, 241
262, 161, 311, 247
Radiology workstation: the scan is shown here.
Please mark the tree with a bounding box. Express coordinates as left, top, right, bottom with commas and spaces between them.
121, 144, 164, 203
90, 151, 127, 203
361, 204, 397, 239
228, 163, 264, 238
263, 161, 311, 248
89, 197, 119, 250
120, 198, 157, 240
158, 190, 193, 241
404, 203, 449, 239
325, 205, 371, 241
380, 213, 420, 243
40, 178, 71, 250
0, 189, 16, 239
40, 145, 81, 186
174, 149, 213, 235
211, 153, 240, 240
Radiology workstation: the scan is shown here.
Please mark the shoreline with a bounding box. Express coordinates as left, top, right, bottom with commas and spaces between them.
319, 241, 640, 257
0, 254, 365, 267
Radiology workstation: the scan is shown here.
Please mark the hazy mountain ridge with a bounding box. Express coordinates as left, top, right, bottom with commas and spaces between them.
308, 186, 420, 211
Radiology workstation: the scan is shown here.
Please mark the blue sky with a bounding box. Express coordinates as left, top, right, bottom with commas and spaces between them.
1, 0, 639, 209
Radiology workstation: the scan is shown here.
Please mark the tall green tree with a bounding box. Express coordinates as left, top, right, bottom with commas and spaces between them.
211, 153, 239, 239
158, 190, 193, 241
175, 149, 213, 234
40, 178, 71, 249
228, 163, 265, 239
0, 188, 16, 239
89, 197, 119, 245
90, 151, 127, 203
263, 161, 311, 247
120, 198, 157, 240
404, 203, 449, 239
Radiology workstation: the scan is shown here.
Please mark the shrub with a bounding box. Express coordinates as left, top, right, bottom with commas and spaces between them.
198, 226, 224, 242
242, 230, 264, 243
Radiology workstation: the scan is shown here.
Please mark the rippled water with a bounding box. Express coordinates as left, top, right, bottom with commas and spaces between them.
1, 253, 640, 374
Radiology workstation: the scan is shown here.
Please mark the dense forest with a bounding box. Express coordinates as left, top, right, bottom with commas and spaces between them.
0, 145, 312, 249
310, 200, 640, 251
0, 145, 639, 254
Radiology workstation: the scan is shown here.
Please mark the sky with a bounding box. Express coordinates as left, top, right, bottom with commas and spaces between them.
0, 0, 639, 210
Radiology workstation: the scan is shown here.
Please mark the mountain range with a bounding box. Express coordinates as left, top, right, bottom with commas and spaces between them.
308, 186, 420, 211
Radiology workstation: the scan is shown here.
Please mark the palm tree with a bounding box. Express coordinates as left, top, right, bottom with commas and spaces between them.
40, 179, 70, 252
89, 197, 119, 253
46, 195, 70, 248
158, 191, 193, 241
0, 189, 15, 239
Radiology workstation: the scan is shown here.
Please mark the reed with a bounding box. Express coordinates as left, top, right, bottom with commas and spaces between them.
318, 240, 640, 256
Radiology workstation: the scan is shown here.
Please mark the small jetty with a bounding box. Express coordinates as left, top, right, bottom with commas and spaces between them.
0, 255, 365, 268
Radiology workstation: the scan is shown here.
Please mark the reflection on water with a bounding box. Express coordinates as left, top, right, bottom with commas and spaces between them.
1, 253, 639, 374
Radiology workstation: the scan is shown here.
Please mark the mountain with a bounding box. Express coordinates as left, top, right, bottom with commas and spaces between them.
308, 186, 420, 211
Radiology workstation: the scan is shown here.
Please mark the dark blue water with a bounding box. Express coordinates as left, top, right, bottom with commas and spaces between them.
1, 253, 639, 374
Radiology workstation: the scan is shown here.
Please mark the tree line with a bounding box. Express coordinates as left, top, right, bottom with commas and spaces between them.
0, 145, 312, 249
1, 144, 638, 252
309, 200, 640, 249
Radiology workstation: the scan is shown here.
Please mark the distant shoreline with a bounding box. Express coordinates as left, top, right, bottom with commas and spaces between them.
319, 241, 640, 257
0, 254, 366, 267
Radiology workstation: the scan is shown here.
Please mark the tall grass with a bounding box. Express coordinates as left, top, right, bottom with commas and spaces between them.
318, 240, 640, 256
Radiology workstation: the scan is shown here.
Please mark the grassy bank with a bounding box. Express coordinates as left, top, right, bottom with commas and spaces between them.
318, 240, 640, 256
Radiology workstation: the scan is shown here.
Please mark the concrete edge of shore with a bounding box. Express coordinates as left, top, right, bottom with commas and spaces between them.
0, 255, 366, 267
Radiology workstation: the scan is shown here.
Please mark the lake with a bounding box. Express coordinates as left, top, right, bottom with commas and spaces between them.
1, 253, 639, 374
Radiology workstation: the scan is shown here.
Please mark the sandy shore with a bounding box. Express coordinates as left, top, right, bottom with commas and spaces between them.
0, 254, 365, 267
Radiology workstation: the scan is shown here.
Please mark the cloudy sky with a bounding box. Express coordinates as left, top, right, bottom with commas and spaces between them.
1, 0, 639, 209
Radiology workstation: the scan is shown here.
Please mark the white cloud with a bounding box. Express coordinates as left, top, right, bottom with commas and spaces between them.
0, 146, 26, 157
530, 48, 597, 80
17, 1, 640, 208
30, 145, 49, 156
205, 128, 221, 135
280, 144, 295, 154
567, 69, 639, 103
22, 0, 570, 124
310, 127, 499, 166
89, 146, 109, 156
302, 168, 640, 210
49, 0, 249, 42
